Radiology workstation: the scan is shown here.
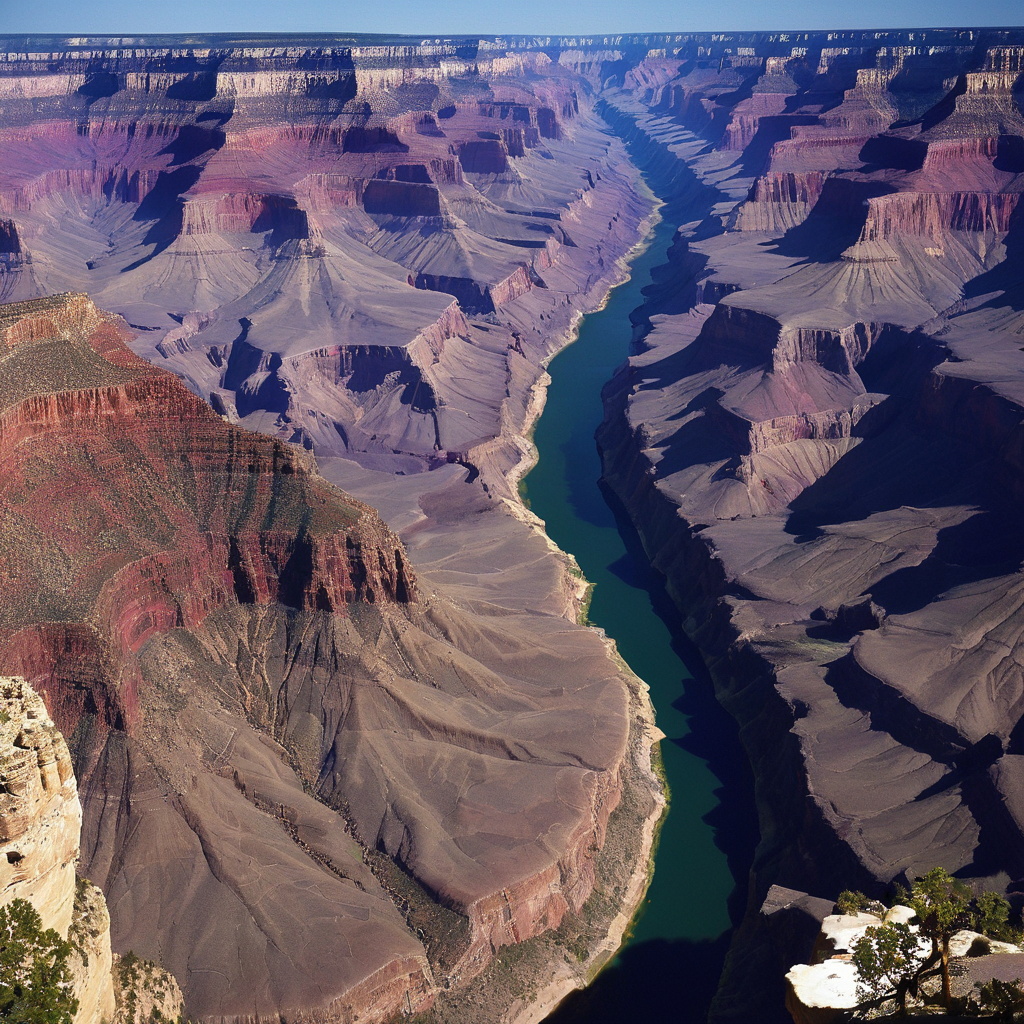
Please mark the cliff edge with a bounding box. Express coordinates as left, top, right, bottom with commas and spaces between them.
0, 674, 184, 1023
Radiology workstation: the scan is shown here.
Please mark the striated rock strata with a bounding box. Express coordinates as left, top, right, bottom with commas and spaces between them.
592, 28, 1024, 1022
0, 38, 647, 481
0, 287, 661, 1023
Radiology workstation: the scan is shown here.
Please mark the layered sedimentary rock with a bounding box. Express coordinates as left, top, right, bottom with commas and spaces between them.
592, 27, 1024, 1021
0, 38, 675, 1022
0, 675, 144, 1024
0, 281, 660, 1022
0, 38, 648, 484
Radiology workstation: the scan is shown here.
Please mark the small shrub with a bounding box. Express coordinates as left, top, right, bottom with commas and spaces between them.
975, 891, 1013, 941
836, 890, 870, 915
971, 977, 1024, 1021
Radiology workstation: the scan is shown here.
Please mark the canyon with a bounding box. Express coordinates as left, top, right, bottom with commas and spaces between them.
593, 25, 1024, 1021
2, 25, 1024, 1023
0, 289, 662, 1022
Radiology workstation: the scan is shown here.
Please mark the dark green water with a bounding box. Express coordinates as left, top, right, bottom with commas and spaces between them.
522, 214, 752, 1022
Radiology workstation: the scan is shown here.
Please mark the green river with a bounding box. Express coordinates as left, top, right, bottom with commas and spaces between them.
522, 213, 753, 1022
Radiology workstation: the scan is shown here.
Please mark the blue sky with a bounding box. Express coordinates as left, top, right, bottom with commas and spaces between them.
0, 0, 1021, 37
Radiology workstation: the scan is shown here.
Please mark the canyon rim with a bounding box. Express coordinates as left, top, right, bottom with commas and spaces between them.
1, 17, 1024, 1024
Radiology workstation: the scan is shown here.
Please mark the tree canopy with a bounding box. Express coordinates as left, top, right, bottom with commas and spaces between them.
0, 898, 78, 1024
909, 867, 974, 1006
852, 921, 928, 1013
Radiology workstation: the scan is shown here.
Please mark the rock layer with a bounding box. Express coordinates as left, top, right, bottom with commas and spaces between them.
0, 675, 124, 1024
592, 28, 1024, 1022
0, 271, 656, 1022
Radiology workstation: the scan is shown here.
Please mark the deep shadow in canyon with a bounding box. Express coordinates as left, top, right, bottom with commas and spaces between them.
602, 478, 760, 931
547, 933, 733, 1024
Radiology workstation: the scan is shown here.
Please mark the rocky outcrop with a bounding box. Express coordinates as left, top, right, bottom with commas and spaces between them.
859, 190, 1021, 240
0, 675, 154, 1024
733, 171, 829, 232
0, 675, 80, 938
786, 903, 1024, 1023
0, 292, 101, 348
596, 30, 1024, 1023
456, 138, 511, 174
111, 951, 185, 1024
362, 178, 442, 217
69, 880, 118, 1024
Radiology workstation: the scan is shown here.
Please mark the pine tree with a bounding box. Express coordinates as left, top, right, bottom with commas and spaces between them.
0, 898, 79, 1024
852, 922, 928, 1014
908, 867, 972, 1008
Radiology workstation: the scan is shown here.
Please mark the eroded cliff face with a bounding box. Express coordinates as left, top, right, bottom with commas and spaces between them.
0, 675, 150, 1024
0, 675, 81, 938
591, 27, 1024, 1022
0, 39, 647, 486
0, 288, 660, 1023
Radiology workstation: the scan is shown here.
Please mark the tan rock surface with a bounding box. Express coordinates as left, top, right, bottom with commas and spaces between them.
0, 674, 80, 938
0, 676, 154, 1024
69, 880, 118, 1024
111, 951, 184, 1024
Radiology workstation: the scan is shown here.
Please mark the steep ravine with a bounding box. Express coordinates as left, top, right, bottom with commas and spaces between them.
524, 213, 757, 1024
589, 98, 880, 1015
594, 38, 1024, 1022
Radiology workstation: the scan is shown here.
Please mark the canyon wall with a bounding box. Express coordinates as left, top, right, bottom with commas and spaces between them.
0, 34, 687, 1018
0, 265, 661, 1022
0, 674, 184, 1024
592, 27, 1024, 1021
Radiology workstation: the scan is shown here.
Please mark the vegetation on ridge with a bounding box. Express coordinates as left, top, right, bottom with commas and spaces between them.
0, 898, 78, 1024
839, 868, 1024, 1018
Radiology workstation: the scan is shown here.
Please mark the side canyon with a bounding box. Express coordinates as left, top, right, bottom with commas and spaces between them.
2, 27, 1024, 1023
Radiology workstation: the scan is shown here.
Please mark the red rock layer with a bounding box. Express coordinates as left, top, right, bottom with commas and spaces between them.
860, 190, 1022, 240
0, 294, 415, 745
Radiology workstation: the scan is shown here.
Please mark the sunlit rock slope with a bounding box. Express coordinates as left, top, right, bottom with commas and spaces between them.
0, 291, 661, 1022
